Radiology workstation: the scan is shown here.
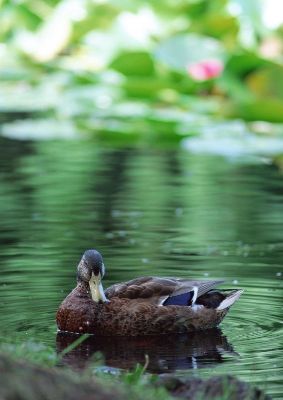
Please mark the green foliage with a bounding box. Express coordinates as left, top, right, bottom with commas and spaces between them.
123, 355, 150, 385
57, 334, 90, 360
246, 65, 283, 100
0, 339, 57, 366
0, 0, 283, 135
0, 339, 171, 400
110, 51, 155, 77
232, 98, 283, 123
0, 341, 269, 400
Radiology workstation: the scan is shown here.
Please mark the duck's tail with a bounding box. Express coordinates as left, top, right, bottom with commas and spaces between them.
216, 289, 244, 311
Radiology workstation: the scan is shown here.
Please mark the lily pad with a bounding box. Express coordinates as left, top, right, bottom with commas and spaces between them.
1, 119, 79, 140
234, 98, 283, 123
154, 33, 225, 72
182, 119, 283, 160
110, 51, 155, 77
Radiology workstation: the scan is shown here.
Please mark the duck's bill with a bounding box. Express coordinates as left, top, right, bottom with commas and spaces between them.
89, 272, 108, 303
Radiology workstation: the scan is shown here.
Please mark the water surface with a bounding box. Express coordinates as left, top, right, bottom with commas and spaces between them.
0, 137, 282, 397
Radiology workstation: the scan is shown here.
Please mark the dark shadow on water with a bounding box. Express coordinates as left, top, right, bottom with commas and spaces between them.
56, 328, 237, 373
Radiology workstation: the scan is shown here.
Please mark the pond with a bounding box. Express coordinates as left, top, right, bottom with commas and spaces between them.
0, 136, 282, 398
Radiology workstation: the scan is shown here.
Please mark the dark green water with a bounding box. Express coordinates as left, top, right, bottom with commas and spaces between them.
0, 137, 282, 397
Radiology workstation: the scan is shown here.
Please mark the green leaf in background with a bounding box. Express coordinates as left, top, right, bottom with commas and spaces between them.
225, 52, 270, 77
230, 98, 283, 123
246, 65, 283, 101
218, 52, 283, 105
71, 3, 119, 43
16, 4, 44, 30
0, 0, 283, 129
154, 33, 226, 72
123, 78, 167, 98
110, 51, 155, 77
1, 119, 79, 140
191, 14, 239, 44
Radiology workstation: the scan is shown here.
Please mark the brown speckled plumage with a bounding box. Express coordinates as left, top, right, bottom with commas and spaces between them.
57, 283, 225, 335
56, 250, 243, 336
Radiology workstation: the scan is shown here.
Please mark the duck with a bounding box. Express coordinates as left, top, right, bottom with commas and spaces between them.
56, 249, 243, 336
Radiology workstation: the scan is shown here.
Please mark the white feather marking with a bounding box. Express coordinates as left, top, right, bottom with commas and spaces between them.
216, 290, 244, 310
158, 296, 169, 306
191, 286, 198, 305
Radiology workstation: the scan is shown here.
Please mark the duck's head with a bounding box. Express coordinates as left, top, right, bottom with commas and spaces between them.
77, 249, 108, 303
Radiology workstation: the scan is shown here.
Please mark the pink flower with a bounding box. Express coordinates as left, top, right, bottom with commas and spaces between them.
187, 59, 224, 81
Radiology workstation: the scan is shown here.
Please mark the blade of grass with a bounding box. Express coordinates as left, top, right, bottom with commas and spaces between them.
57, 334, 90, 360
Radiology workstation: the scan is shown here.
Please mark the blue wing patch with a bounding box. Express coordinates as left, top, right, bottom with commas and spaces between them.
163, 291, 194, 306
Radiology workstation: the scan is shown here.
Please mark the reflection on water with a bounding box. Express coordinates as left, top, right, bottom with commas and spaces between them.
56, 329, 236, 372
0, 136, 282, 398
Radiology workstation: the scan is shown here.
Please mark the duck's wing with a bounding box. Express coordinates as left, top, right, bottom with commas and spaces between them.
105, 276, 224, 306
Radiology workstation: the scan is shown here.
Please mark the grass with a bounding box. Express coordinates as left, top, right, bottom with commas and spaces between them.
0, 337, 268, 400
0, 336, 172, 400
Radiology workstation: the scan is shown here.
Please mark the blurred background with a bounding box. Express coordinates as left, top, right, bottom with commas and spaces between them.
0, 1, 283, 398
0, 0, 283, 138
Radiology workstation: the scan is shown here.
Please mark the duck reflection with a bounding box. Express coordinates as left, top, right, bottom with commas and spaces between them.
56, 329, 237, 373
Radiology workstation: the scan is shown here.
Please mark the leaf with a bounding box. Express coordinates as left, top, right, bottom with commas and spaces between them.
110, 51, 155, 77
123, 77, 168, 98
225, 52, 269, 77
154, 33, 225, 72
182, 119, 283, 158
230, 99, 283, 123
192, 14, 239, 42
71, 3, 119, 43
57, 334, 90, 359
246, 65, 283, 100
1, 119, 79, 140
